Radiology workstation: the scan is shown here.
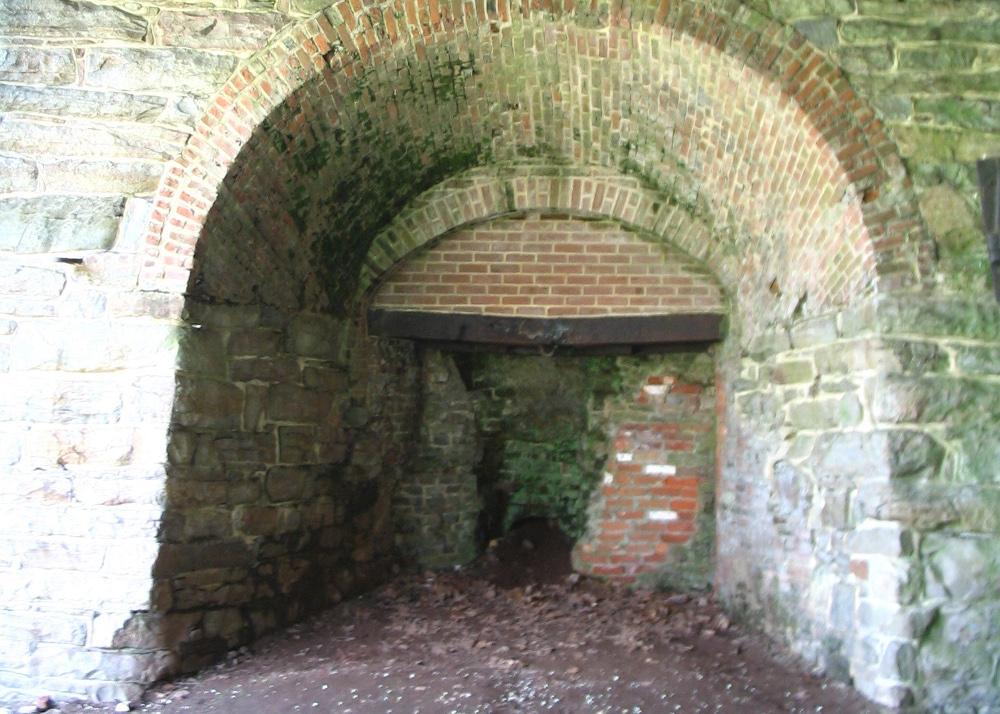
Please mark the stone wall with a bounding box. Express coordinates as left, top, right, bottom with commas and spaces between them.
139, 302, 423, 691
392, 348, 481, 568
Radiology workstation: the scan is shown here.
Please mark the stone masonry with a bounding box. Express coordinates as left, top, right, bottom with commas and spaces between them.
2, 0, 1000, 710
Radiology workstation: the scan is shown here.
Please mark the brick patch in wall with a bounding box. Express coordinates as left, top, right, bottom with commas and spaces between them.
574, 373, 714, 584
371, 215, 726, 318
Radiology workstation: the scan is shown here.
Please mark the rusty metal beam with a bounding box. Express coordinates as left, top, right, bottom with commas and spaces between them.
367, 310, 725, 347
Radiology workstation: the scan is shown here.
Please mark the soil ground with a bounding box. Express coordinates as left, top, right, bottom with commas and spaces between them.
51, 521, 883, 714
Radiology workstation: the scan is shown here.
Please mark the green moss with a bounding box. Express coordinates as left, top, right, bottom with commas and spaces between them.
469, 354, 623, 539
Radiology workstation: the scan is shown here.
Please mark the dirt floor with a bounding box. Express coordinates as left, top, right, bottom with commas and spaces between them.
50, 521, 883, 714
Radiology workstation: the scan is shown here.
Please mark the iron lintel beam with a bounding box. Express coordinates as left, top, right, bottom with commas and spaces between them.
367, 310, 725, 347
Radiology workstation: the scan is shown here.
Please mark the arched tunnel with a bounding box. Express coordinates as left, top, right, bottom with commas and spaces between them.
141, 0, 923, 695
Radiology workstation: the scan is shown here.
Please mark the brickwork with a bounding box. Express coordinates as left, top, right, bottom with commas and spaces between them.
575, 370, 716, 585
372, 215, 726, 317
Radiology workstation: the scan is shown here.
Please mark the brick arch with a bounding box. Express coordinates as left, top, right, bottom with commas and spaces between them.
356, 166, 719, 300
139, 0, 931, 324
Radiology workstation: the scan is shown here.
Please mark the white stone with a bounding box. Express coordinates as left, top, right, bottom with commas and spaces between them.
18, 706, 38, 714
642, 384, 668, 396
603, 472, 614, 485
615, 452, 633, 462
648, 510, 678, 522
91, 611, 133, 648
114, 702, 132, 713
643, 464, 676, 476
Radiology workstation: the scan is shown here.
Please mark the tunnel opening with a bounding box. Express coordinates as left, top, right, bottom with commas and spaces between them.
391, 345, 721, 589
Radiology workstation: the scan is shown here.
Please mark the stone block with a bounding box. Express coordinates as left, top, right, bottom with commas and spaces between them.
173, 376, 243, 430
152, 539, 253, 578
876, 295, 1000, 341
864, 555, 915, 605
787, 393, 863, 429
56, 285, 107, 319
829, 583, 856, 631
97, 649, 178, 684
101, 539, 162, 576
789, 315, 839, 349
924, 534, 1000, 602
109, 292, 184, 322
848, 520, 914, 558
38, 158, 164, 195
266, 383, 334, 423
0, 156, 37, 193
234, 505, 301, 537
227, 328, 284, 357
265, 465, 310, 502
0, 635, 33, 674
181, 508, 233, 541
857, 600, 936, 640
0, 611, 88, 646
115, 197, 154, 255
202, 607, 245, 642
18, 539, 107, 572
285, 313, 346, 360
303, 364, 349, 391
177, 327, 228, 378
84, 47, 239, 95
955, 344, 1000, 376
0, 47, 76, 85
0, 376, 124, 425
120, 374, 176, 425
743, 327, 791, 357
913, 97, 1000, 134
185, 302, 260, 329
811, 429, 942, 485
0, 260, 66, 301
11, 320, 178, 372
794, 18, 838, 47
0, 118, 186, 162
229, 356, 300, 383
772, 359, 815, 384
157, 10, 288, 51
0, 0, 147, 41
277, 426, 315, 464
0, 84, 168, 123
878, 639, 917, 682
22, 425, 167, 469
0, 195, 124, 253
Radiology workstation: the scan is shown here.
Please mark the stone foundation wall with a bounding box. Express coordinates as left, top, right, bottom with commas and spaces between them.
717, 299, 1000, 711
392, 348, 481, 569
141, 302, 421, 684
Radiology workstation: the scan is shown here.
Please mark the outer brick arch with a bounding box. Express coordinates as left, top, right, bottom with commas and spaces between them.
138, 0, 931, 317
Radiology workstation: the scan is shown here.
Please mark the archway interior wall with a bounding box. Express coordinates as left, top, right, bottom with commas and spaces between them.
153, 299, 424, 679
